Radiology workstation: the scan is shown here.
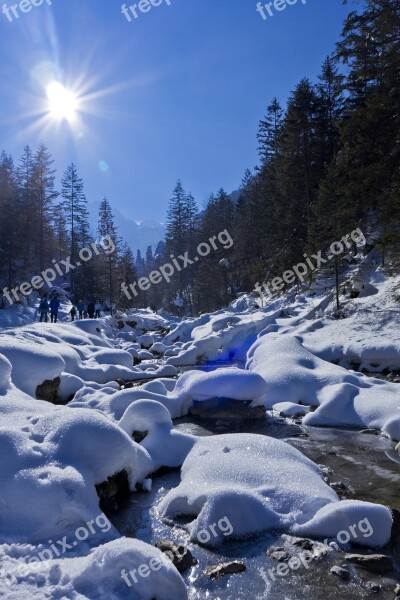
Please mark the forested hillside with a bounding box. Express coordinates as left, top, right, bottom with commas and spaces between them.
1, 0, 399, 315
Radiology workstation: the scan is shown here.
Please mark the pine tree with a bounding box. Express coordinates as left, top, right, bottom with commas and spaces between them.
16, 146, 35, 268
118, 243, 138, 309
257, 98, 284, 166
0, 152, 19, 291
97, 198, 121, 307
32, 143, 58, 273
60, 163, 87, 293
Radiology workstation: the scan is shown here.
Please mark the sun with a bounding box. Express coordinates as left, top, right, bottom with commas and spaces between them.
46, 81, 79, 122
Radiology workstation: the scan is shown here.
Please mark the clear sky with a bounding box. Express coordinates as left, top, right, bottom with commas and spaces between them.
0, 0, 356, 222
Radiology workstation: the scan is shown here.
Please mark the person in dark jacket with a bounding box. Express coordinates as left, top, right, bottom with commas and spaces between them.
69, 305, 77, 321
39, 298, 49, 322
77, 300, 85, 319
87, 301, 95, 319
49, 296, 60, 323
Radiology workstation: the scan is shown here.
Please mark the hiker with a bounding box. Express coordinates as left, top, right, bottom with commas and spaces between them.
69, 305, 77, 321
87, 301, 95, 319
49, 296, 60, 323
39, 298, 49, 323
77, 300, 85, 319
94, 300, 101, 319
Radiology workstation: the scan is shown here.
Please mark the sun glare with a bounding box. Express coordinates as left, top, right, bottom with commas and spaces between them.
46, 81, 78, 122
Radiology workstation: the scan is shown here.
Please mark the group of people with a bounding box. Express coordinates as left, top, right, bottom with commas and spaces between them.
39, 295, 61, 323
38, 297, 103, 323
69, 300, 102, 321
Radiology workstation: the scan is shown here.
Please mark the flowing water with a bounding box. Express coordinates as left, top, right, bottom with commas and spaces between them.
111, 367, 400, 599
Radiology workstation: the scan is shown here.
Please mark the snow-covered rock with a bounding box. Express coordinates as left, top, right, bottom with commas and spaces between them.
158, 434, 392, 548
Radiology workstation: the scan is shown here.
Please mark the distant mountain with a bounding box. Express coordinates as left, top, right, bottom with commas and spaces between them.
88, 201, 166, 254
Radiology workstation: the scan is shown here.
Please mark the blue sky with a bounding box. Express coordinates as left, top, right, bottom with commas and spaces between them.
0, 0, 356, 222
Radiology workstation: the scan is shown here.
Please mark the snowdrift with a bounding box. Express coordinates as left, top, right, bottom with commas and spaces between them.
158, 434, 392, 548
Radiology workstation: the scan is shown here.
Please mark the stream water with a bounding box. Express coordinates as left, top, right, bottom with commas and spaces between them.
111, 365, 400, 599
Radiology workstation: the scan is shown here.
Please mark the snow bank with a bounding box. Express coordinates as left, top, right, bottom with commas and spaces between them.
0, 323, 178, 400
165, 310, 281, 366
283, 272, 400, 372
119, 400, 196, 472
293, 500, 392, 548
0, 357, 187, 598
71, 538, 188, 599
0, 395, 139, 543
79, 367, 267, 421
158, 434, 392, 548
248, 333, 400, 440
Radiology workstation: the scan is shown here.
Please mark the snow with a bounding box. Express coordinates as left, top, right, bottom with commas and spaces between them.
247, 317, 400, 439
0, 395, 138, 543
0, 322, 179, 401
1, 247, 400, 597
0, 339, 188, 597
292, 500, 392, 548
119, 400, 196, 472
77, 367, 267, 421
164, 309, 281, 366
158, 434, 392, 548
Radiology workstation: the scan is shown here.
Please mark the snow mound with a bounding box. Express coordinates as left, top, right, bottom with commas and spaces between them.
0, 323, 178, 400
248, 334, 400, 440
83, 367, 266, 421
158, 434, 392, 548
119, 400, 196, 472
165, 310, 281, 366
0, 394, 139, 543
71, 538, 188, 599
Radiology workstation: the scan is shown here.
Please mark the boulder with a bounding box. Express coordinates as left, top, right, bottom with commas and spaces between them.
190, 397, 265, 420
96, 469, 130, 513
207, 561, 246, 579
36, 376, 61, 403
155, 540, 197, 573
344, 553, 393, 574
330, 566, 351, 581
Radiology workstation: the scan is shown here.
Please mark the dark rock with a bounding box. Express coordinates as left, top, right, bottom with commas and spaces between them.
190, 397, 265, 420
360, 429, 380, 435
365, 581, 381, 592
36, 377, 61, 403
96, 469, 130, 513
155, 540, 197, 573
293, 539, 314, 551
132, 430, 148, 443
344, 553, 393, 574
207, 561, 246, 579
330, 566, 351, 581
267, 547, 291, 562
391, 509, 400, 564
330, 481, 347, 491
